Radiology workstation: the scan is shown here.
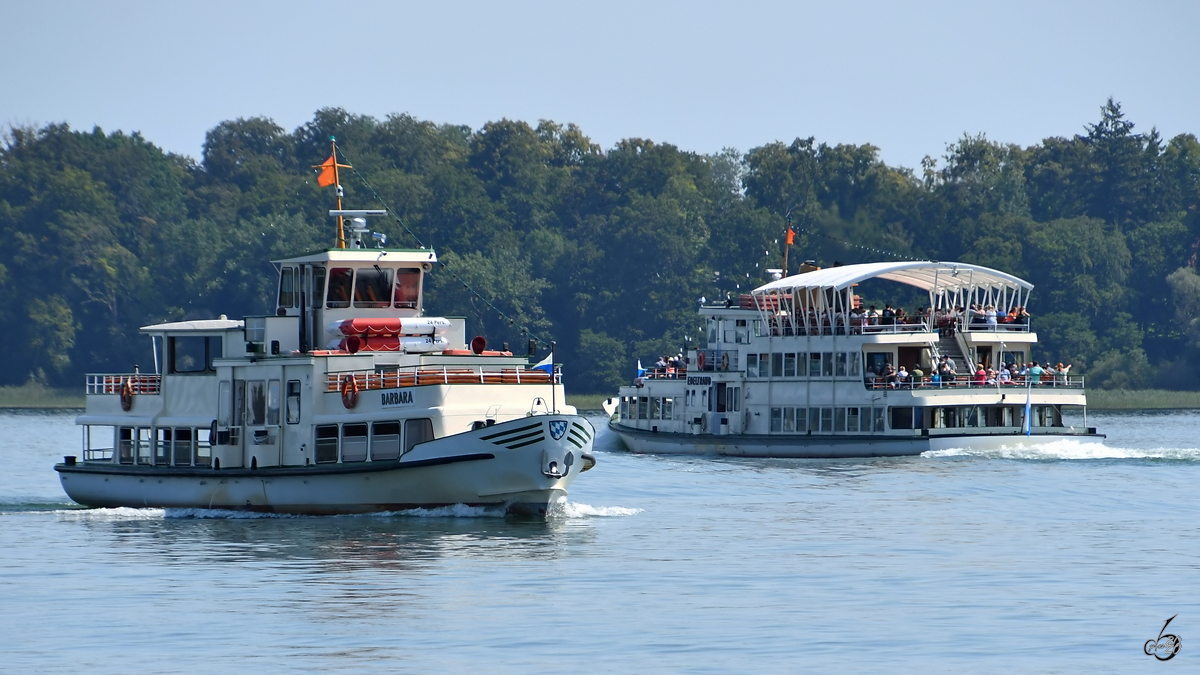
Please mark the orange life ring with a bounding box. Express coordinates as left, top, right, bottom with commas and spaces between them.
697, 352, 706, 370
341, 375, 359, 409
120, 377, 134, 412
721, 352, 730, 371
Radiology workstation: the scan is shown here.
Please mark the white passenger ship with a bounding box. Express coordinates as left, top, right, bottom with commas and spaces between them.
607, 261, 1101, 457
57, 175, 594, 515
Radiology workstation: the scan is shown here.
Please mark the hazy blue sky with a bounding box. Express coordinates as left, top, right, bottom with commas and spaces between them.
5, 0, 1198, 170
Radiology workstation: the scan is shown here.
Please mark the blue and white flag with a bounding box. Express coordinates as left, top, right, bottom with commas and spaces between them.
637, 359, 646, 377
534, 353, 554, 375
1023, 384, 1032, 436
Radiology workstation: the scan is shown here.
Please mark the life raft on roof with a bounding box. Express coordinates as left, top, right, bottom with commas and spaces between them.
331, 317, 452, 337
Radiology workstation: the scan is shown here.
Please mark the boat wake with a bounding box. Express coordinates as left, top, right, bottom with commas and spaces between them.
552, 501, 642, 518
923, 438, 1200, 461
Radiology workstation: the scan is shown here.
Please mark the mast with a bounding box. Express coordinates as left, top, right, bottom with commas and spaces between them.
332, 139, 345, 248
313, 136, 353, 249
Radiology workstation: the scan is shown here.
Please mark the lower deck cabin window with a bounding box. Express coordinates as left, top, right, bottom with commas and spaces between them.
404, 418, 435, 454
342, 423, 368, 462
371, 422, 401, 461
315, 425, 339, 463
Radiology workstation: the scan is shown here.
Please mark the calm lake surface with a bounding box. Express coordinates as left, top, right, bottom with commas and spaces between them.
2, 408, 1197, 673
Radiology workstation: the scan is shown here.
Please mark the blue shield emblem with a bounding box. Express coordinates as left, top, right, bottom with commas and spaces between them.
549, 420, 568, 440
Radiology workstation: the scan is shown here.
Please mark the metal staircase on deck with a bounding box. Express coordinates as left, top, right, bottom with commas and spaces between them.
935, 333, 972, 374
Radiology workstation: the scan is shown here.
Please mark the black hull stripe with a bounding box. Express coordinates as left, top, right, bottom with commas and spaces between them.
492, 429, 544, 446
506, 437, 546, 450
480, 422, 541, 441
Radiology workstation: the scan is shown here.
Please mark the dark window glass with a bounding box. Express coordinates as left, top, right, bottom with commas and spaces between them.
342, 423, 368, 462
354, 267, 393, 308
315, 425, 339, 463
326, 268, 353, 308
170, 336, 207, 373
395, 269, 421, 308
278, 266, 296, 309
404, 418, 434, 454
371, 422, 401, 461
286, 380, 301, 424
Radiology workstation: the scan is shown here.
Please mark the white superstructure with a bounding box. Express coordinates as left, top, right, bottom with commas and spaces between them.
608, 260, 1100, 457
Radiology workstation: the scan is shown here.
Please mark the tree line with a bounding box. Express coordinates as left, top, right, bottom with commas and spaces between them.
1, 99, 1198, 392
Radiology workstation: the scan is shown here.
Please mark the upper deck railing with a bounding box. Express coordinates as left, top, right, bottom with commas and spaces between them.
324, 365, 555, 392
866, 374, 1084, 390
86, 374, 162, 395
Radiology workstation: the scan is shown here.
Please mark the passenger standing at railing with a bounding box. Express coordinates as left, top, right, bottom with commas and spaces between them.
882, 304, 896, 326
1027, 361, 1044, 385
1055, 363, 1071, 384
986, 305, 998, 328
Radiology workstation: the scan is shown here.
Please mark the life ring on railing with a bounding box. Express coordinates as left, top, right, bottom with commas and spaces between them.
697, 352, 706, 370
721, 353, 730, 371
119, 377, 134, 412
341, 375, 360, 409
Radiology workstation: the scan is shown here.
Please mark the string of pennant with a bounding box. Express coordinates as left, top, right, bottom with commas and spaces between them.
326, 144, 557, 352
791, 224, 923, 262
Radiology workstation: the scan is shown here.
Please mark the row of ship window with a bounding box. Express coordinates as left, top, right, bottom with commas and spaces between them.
744, 352, 862, 378
82, 419, 437, 467
773, 405, 1060, 433
619, 386, 744, 420
314, 420, 434, 463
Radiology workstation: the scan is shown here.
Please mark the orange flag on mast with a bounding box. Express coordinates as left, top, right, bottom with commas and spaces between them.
316, 156, 337, 187
786, 228, 796, 245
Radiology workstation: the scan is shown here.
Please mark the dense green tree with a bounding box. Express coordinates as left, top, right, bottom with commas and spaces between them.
3, 99, 1200, 391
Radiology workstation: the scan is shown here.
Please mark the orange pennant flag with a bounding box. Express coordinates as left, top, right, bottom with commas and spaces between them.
786, 228, 796, 245
316, 156, 337, 187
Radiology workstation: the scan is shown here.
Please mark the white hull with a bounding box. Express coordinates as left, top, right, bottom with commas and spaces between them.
59, 416, 595, 516
610, 422, 1102, 459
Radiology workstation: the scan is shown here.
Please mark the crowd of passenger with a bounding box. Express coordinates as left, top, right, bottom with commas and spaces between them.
867, 357, 1073, 389
646, 354, 688, 378
764, 303, 1032, 337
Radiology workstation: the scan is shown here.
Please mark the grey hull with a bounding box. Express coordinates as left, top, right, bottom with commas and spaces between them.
610, 421, 1104, 459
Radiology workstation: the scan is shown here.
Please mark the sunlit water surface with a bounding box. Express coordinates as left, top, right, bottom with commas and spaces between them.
2, 408, 1198, 673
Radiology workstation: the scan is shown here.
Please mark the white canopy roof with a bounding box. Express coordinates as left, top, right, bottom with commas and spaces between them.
752, 261, 1032, 295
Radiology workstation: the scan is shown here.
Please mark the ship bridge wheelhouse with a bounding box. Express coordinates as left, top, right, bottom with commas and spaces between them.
271, 248, 439, 353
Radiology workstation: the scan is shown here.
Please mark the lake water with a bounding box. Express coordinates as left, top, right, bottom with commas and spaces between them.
1, 408, 1197, 673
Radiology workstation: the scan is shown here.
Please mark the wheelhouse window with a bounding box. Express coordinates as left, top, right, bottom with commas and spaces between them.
326, 267, 353, 308
395, 269, 421, 308
169, 336, 221, 373
277, 266, 298, 309
354, 267, 393, 308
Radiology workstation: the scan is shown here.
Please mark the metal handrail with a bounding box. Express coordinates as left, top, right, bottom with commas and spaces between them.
865, 375, 1084, 390
85, 374, 162, 395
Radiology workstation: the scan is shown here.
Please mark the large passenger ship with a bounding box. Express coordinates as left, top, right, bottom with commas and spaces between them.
607, 260, 1101, 457
56, 151, 594, 515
